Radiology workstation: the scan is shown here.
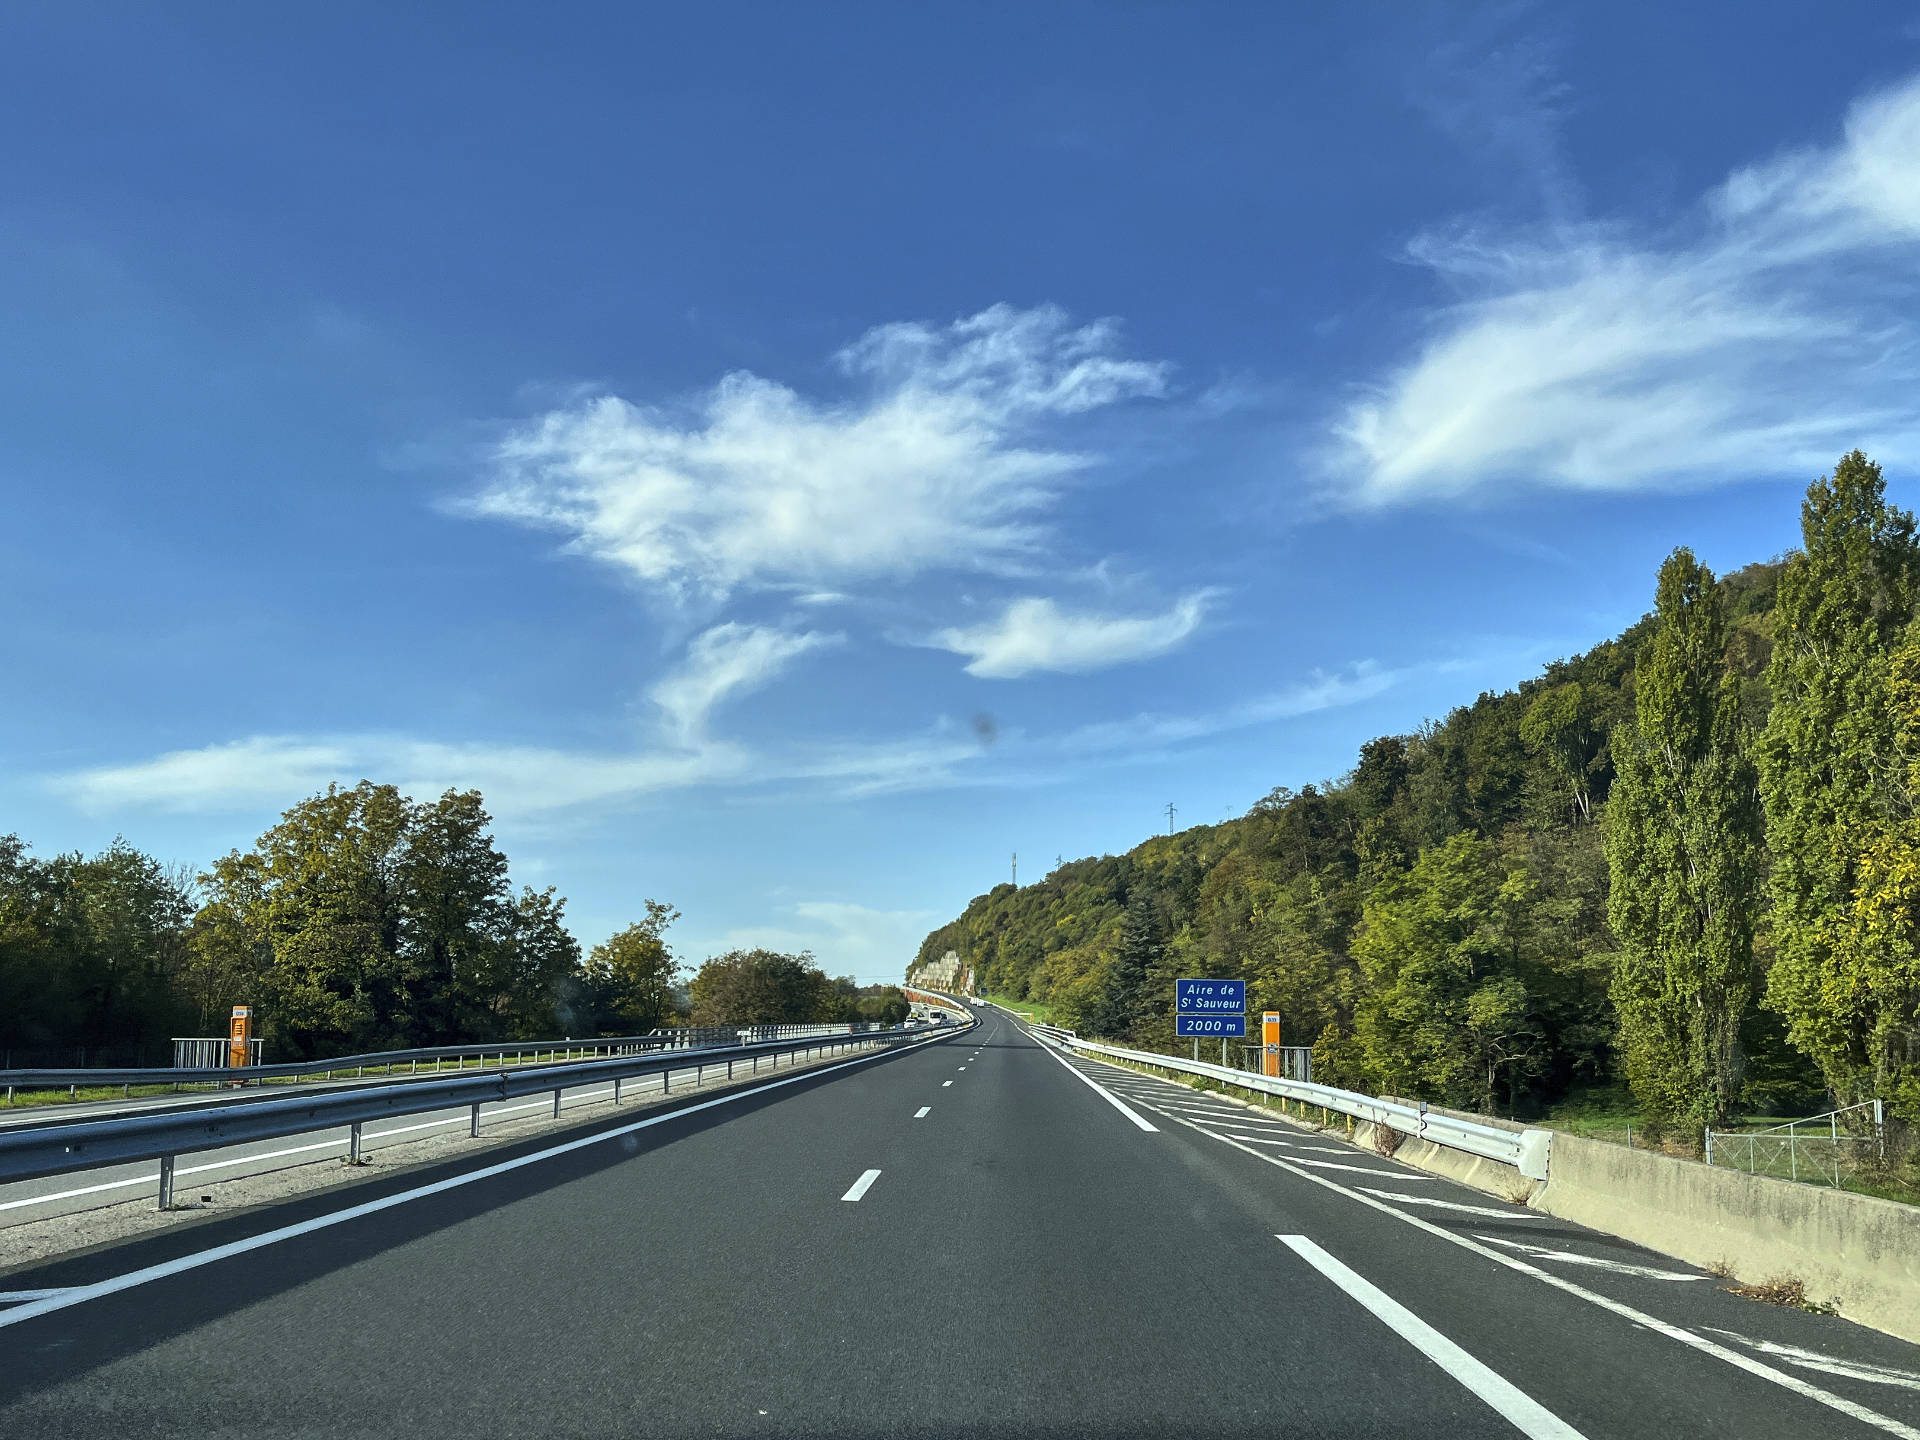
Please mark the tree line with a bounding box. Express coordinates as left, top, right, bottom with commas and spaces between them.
916, 453, 1920, 1144
2, 781, 906, 1065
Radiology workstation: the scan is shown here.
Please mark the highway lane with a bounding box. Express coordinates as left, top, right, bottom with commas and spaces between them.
1, 1005, 1918, 1438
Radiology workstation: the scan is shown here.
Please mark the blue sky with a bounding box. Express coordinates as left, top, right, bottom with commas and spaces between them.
5, 3, 1920, 983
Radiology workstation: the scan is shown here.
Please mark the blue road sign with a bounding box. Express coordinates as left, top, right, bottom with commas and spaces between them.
1176, 1013, 1247, 1037
1175, 978, 1246, 1014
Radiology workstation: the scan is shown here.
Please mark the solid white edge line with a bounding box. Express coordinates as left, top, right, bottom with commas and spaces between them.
841, 1168, 882, 1202
0, 1029, 957, 1331
1123, 1071, 1920, 1440
1030, 1036, 1158, 1132
1278, 1234, 1587, 1440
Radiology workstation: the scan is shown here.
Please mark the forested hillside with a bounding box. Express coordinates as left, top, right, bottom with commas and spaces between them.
916, 453, 1920, 1140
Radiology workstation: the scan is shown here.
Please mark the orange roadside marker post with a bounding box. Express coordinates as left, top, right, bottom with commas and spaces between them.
228, 1005, 253, 1083
1262, 1011, 1281, 1079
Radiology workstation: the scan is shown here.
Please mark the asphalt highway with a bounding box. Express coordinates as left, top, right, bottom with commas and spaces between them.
2, 1005, 1918, 1439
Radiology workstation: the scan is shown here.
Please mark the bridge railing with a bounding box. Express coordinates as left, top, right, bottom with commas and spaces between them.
0, 1018, 968, 1209
1027, 1023, 1550, 1180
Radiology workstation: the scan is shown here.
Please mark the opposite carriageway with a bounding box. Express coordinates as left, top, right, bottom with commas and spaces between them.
0, 1020, 884, 1103
0, 1022, 945, 1210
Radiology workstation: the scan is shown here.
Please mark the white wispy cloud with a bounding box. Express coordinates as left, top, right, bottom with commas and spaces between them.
52, 736, 748, 818
55, 621, 841, 816
47, 655, 1404, 818
471, 303, 1168, 602
649, 622, 837, 745
930, 592, 1214, 679
1055, 662, 1398, 754
1334, 72, 1920, 504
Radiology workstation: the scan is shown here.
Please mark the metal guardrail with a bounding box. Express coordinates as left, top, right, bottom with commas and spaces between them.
0, 1021, 889, 1100
0, 1020, 967, 1208
1028, 1024, 1551, 1180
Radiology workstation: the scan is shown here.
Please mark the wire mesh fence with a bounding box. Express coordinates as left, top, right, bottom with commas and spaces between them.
1705, 1100, 1885, 1189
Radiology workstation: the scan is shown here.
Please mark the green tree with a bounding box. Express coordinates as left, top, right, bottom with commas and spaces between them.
400, 789, 512, 1041
1351, 832, 1543, 1114
1521, 682, 1603, 824
0, 836, 196, 1060
1757, 452, 1920, 1113
193, 781, 564, 1057
851, 984, 910, 1026
1088, 893, 1161, 1041
689, 948, 834, 1024
584, 900, 682, 1033
1606, 548, 1762, 1136
1809, 636, 1920, 1123
502, 886, 585, 1037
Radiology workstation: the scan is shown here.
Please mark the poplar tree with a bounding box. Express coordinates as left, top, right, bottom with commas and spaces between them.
1757, 451, 1920, 1115
1606, 549, 1760, 1134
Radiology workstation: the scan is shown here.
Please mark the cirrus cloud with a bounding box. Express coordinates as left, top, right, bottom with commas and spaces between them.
1334, 72, 1920, 504
650, 622, 838, 746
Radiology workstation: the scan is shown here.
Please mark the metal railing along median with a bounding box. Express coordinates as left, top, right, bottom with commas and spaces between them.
0, 1021, 893, 1104
0, 1020, 961, 1209
1028, 1024, 1551, 1180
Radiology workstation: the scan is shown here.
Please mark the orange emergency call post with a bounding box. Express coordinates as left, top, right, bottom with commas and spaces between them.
228, 1005, 253, 1070
1262, 1011, 1282, 1078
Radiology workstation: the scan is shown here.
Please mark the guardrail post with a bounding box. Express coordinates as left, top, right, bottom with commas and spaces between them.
348, 1121, 364, 1165
469, 1102, 481, 1138
553, 1089, 561, 1118
157, 1154, 175, 1210
613, 1076, 622, 1105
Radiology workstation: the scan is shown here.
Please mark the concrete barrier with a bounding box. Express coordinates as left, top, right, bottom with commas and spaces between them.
1532, 1132, 1920, 1344
1348, 1119, 1535, 1201
1344, 1110, 1920, 1344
